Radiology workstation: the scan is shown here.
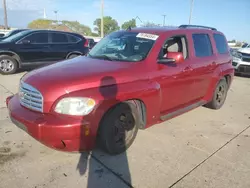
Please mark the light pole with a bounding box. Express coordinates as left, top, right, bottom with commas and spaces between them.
54, 10, 58, 23
162, 15, 166, 26
189, 0, 194, 24
2, 0, 8, 29
101, 0, 104, 37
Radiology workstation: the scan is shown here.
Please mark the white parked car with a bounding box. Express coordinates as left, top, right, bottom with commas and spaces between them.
232, 47, 250, 75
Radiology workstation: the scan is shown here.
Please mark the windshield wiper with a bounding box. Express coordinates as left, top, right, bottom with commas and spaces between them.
89, 54, 114, 61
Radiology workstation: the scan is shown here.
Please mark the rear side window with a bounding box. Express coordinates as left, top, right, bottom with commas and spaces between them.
68, 35, 80, 43
192, 34, 213, 57
213, 34, 228, 54
52, 33, 68, 43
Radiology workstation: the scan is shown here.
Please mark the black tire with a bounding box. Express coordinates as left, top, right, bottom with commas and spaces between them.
0, 55, 18, 75
68, 54, 80, 59
205, 78, 228, 110
98, 102, 139, 155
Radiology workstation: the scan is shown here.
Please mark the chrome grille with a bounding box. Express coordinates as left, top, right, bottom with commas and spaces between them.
19, 81, 43, 112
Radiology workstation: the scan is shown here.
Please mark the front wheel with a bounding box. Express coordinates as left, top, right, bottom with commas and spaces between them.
205, 78, 228, 110
98, 102, 139, 155
0, 55, 18, 75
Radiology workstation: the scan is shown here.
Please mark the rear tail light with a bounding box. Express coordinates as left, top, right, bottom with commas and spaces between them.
84, 40, 89, 48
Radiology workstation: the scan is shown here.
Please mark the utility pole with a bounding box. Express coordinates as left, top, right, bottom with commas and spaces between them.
2, 0, 8, 29
101, 0, 104, 37
189, 0, 194, 24
162, 15, 166, 26
54, 10, 58, 24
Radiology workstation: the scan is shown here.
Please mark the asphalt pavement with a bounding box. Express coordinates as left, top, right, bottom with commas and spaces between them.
1, 72, 250, 188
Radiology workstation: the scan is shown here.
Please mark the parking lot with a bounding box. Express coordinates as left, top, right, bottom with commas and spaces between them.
1, 72, 250, 188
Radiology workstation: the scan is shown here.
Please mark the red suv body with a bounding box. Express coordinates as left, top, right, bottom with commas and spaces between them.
7, 25, 234, 155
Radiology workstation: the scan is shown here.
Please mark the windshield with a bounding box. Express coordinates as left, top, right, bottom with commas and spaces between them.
2, 30, 31, 42
242, 43, 249, 48
88, 31, 158, 62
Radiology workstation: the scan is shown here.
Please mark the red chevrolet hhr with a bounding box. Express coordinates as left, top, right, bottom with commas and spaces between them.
7, 25, 234, 155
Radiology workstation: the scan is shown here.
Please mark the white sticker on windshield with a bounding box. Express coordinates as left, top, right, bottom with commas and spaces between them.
136, 33, 159, 40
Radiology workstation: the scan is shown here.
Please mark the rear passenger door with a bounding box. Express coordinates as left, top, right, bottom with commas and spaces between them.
190, 33, 217, 100
48, 32, 80, 61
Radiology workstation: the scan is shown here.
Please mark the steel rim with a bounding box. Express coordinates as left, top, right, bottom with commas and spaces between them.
216, 84, 226, 104
113, 112, 135, 148
0, 59, 14, 73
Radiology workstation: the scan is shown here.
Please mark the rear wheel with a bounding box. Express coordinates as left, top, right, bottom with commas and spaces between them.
205, 78, 228, 109
0, 55, 18, 75
98, 102, 139, 155
68, 54, 81, 59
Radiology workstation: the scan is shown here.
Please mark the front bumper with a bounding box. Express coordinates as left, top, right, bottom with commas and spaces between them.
233, 57, 250, 75
7, 95, 95, 152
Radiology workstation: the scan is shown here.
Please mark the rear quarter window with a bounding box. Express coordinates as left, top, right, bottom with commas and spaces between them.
192, 34, 213, 57
68, 34, 81, 43
213, 34, 229, 54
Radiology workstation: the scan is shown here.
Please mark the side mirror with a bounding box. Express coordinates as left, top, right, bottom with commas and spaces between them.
158, 52, 184, 64
21, 40, 31, 44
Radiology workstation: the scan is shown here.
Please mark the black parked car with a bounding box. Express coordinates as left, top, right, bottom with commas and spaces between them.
0, 30, 89, 74
86, 38, 97, 49
0, 29, 29, 41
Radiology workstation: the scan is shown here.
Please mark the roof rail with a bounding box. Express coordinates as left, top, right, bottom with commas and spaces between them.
179, 24, 217, 31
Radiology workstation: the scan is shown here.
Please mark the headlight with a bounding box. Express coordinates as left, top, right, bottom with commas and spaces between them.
55, 97, 96, 116
233, 52, 242, 59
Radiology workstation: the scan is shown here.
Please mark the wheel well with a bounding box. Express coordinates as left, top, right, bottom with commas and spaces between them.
0, 52, 21, 68
126, 99, 147, 129
98, 99, 147, 132
224, 75, 231, 86
66, 52, 82, 59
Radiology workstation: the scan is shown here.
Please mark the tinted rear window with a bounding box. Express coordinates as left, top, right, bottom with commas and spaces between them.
68, 35, 80, 43
52, 33, 68, 43
213, 34, 228, 54
192, 34, 213, 57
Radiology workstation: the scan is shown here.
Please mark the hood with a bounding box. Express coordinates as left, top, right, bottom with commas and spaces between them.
238, 48, 250, 54
22, 56, 138, 112
23, 56, 132, 90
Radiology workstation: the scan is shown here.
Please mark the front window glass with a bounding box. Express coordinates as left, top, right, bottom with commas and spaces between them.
88, 31, 158, 62
23, 33, 49, 44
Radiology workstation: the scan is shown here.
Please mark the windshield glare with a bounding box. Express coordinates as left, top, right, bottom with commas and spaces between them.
88, 31, 158, 62
2, 30, 31, 42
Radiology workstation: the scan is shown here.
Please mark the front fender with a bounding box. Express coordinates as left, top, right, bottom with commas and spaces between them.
60, 80, 162, 137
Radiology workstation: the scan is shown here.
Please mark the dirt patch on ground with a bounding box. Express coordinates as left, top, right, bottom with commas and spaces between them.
0, 147, 26, 165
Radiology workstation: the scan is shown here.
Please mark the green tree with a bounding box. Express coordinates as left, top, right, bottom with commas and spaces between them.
61, 20, 92, 35
121, 19, 136, 30
93, 16, 120, 36
142, 22, 160, 27
28, 19, 92, 36
28, 19, 53, 29
91, 32, 99, 37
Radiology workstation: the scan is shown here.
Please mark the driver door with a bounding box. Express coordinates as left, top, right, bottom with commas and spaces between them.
155, 35, 196, 114
17, 32, 50, 63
